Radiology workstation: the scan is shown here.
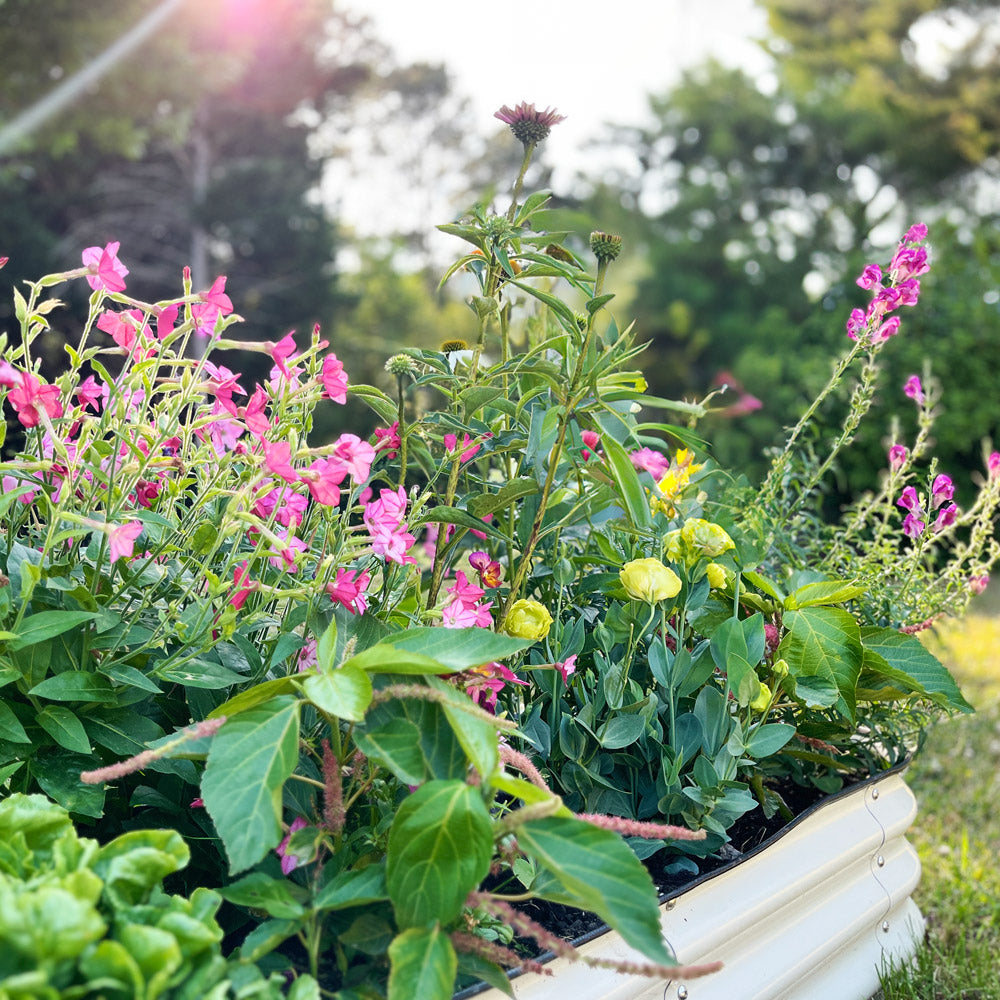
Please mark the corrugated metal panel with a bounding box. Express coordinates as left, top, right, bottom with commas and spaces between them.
468, 772, 923, 1000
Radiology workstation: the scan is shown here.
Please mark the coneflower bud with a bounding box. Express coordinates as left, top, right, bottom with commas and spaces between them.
385, 353, 416, 377
590, 231, 623, 263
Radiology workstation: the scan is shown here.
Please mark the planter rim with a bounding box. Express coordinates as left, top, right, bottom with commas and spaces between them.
453, 756, 912, 1000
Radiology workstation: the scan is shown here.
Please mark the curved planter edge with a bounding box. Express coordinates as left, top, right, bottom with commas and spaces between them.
462, 767, 923, 1000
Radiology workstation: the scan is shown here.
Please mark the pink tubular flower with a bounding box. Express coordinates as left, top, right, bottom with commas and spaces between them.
875, 316, 901, 341
297, 639, 318, 672
465, 661, 528, 711
230, 561, 257, 610
155, 302, 179, 340
321, 354, 348, 403
301, 457, 348, 507
888, 444, 908, 469
442, 599, 494, 628
373, 422, 401, 458
846, 307, 867, 341
988, 452, 1000, 479
630, 447, 670, 480
444, 432, 485, 463
7, 372, 64, 428
903, 375, 924, 404
556, 654, 577, 683
934, 503, 958, 531
82, 241, 128, 293
191, 276, 233, 337
970, 574, 990, 596
97, 308, 157, 361
331, 433, 376, 483
363, 487, 417, 565
890, 246, 930, 281
856, 264, 882, 290
263, 440, 299, 484
580, 430, 601, 461
897, 486, 923, 513
108, 520, 143, 562
201, 362, 246, 402
902, 513, 925, 539
268, 531, 308, 572
326, 568, 371, 615
76, 375, 107, 413
469, 550, 503, 588
930, 474, 954, 509
276, 817, 309, 875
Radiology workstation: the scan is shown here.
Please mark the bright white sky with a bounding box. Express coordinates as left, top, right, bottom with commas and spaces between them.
336, 0, 772, 236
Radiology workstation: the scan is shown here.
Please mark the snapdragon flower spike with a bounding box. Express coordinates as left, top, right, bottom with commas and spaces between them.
897, 486, 923, 513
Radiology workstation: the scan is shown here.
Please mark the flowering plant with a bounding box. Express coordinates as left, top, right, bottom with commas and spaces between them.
1, 103, 997, 997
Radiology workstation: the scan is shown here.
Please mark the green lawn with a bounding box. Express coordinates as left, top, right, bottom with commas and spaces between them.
875, 613, 1000, 1000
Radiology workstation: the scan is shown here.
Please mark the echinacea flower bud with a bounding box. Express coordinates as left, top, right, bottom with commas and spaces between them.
620, 558, 682, 603
589, 231, 623, 263
385, 353, 417, 377
494, 102, 566, 147
504, 599, 553, 640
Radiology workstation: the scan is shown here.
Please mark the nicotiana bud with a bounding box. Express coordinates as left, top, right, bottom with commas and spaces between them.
619, 557, 682, 603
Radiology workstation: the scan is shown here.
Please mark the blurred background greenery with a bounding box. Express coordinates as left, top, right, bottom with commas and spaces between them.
2, 0, 999, 503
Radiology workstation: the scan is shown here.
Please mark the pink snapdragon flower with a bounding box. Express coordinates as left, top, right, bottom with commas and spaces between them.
970, 574, 990, 596
988, 452, 1000, 479
897, 486, 922, 513
902, 513, 925, 539
930, 474, 954, 509
888, 445, 908, 469
903, 375, 924, 404
934, 503, 958, 531
326, 568, 371, 615
855, 264, 882, 290
82, 241, 128, 293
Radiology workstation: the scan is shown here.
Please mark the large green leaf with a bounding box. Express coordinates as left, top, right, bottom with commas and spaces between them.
386, 780, 493, 928
371, 628, 533, 672
302, 662, 372, 722
387, 925, 457, 1000
601, 435, 652, 530
783, 581, 866, 609
36, 704, 92, 753
517, 815, 672, 964
780, 608, 863, 722
0, 701, 30, 743
860, 626, 972, 713
313, 862, 388, 911
4, 611, 96, 651
218, 872, 307, 919
201, 696, 301, 873
425, 677, 499, 778
356, 697, 467, 787
29, 672, 115, 702
33, 748, 106, 818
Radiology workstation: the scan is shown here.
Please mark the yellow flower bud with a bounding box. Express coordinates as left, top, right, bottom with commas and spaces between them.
504, 599, 553, 640
619, 558, 682, 603
663, 529, 684, 563
706, 562, 728, 589
681, 518, 735, 558
750, 681, 771, 712
772, 658, 789, 678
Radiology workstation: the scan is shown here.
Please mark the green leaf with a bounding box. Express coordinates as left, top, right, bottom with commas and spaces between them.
157, 658, 247, 689
784, 581, 866, 609
860, 626, 972, 713
201, 697, 301, 873
208, 676, 299, 720
33, 749, 106, 818
314, 862, 388, 911
425, 677, 499, 778
601, 435, 652, 530
387, 925, 457, 1000
218, 872, 306, 919
508, 278, 577, 326
746, 722, 796, 757
779, 608, 863, 722
384, 627, 532, 671
0, 701, 30, 742
456, 952, 515, 998
302, 662, 373, 722
5, 611, 96, 651
95, 828, 189, 906
467, 478, 541, 519
598, 714, 646, 749
387, 780, 493, 928
414, 505, 503, 540
517, 815, 672, 964
29, 671, 115, 702
36, 704, 92, 753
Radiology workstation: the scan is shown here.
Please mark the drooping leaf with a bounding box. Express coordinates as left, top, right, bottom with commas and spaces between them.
302, 662, 373, 722
201, 696, 300, 873
387, 925, 457, 1000
386, 780, 493, 928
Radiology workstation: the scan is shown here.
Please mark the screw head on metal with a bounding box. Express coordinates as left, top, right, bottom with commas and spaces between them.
872, 787, 880, 800
876, 855, 886, 867
881, 920, 890, 932
677, 987, 689, 999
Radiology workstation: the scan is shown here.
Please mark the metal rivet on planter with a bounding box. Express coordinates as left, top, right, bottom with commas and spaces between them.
882, 920, 890, 932
876, 855, 886, 867
677, 987, 689, 999
872, 787, 880, 800
665, 898, 676, 910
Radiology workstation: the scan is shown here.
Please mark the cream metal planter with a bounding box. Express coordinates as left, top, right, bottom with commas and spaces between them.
465, 768, 923, 1000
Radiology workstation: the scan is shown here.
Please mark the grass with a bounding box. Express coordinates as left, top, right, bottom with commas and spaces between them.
874, 611, 1000, 1000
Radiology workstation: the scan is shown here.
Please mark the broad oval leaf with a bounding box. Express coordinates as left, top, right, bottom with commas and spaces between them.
370, 627, 532, 672
387, 925, 457, 1000
302, 662, 373, 722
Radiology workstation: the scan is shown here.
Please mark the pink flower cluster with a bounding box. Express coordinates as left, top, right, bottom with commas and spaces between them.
847, 224, 929, 343
363, 487, 417, 565
441, 569, 494, 628
0, 364, 63, 428
897, 474, 956, 539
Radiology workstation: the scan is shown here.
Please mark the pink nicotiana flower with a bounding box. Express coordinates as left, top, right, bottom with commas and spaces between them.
326, 568, 371, 615
465, 661, 528, 712
230, 561, 257, 610
196, 402, 244, 456
296, 639, 318, 673
268, 332, 299, 378
155, 302, 179, 340
373, 421, 401, 458
191, 276, 233, 337
888, 445, 908, 469
108, 520, 143, 562
276, 816, 309, 875
897, 486, 923, 513
903, 375, 924, 404
76, 375, 107, 413
580, 429, 601, 461
201, 362, 246, 401
556, 654, 578, 683
930, 474, 954, 509
1, 474, 38, 505
321, 354, 348, 404
331, 433, 376, 483
902, 513, 925, 539
630, 447, 670, 480
301, 458, 348, 507
263, 440, 299, 484
97, 308, 157, 361
444, 432, 486, 463
7, 371, 64, 428
82, 241, 128, 293
268, 530, 308, 572
363, 487, 416, 565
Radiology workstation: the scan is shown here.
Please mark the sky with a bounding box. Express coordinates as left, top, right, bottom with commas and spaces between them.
334, 0, 773, 237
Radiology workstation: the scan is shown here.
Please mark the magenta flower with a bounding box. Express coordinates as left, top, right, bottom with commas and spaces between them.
580, 430, 601, 461
331, 433, 376, 483
109, 520, 143, 562
8, 372, 63, 428
82, 241, 129, 293
556, 654, 578, 683
888, 445, 908, 469
494, 102, 566, 146
934, 503, 958, 531
630, 447, 670, 480
876, 316, 901, 341
301, 457, 348, 507
846, 307, 867, 341
276, 816, 309, 875
321, 354, 348, 404
897, 486, 923, 513
930, 474, 954, 509
469, 550, 503, 588
326, 568, 371, 615
296, 639, 318, 673
988, 452, 1000, 479
155, 303, 179, 340
263, 439, 299, 484
268, 530, 308, 572
855, 264, 882, 290
902, 513, 926, 539
903, 223, 928, 244
373, 421, 401, 458
230, 561, 257, 610
191, 276, 233, 337
970, 574, 990, 596
76, 375, 107, 413
890, 245, 930, 280
444, 432, 485, 463
903, 375, 924, 404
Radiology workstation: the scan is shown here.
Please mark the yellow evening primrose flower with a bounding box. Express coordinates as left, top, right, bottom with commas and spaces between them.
620, 557, 682, 603
504, 599, 553, 640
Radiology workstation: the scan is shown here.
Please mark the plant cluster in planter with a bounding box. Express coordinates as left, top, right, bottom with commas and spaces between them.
1, 104, 998, 999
